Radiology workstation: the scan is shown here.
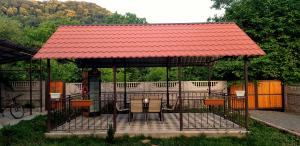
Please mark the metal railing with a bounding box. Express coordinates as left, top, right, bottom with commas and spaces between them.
48, 91, 246, 132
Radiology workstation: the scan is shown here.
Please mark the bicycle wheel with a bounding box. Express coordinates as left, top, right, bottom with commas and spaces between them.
10, 104, 24, 119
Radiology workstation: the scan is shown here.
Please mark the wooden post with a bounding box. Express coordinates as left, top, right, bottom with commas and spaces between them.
124, 64, 127, 108
254, 81, 259, 109
178, 57, 183, 131
281, 81, 286, 112
29, 58, 32, 115
99, 69, 102, 114
113, 64, 117, 130
166, 65, 170, 107
244, 57, 249, 129
39, 59, 43, 112
208, 65, 212, 97
46, 59, 51, 131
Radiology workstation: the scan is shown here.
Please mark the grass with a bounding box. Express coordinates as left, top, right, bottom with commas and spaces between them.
0, 116, 299, 146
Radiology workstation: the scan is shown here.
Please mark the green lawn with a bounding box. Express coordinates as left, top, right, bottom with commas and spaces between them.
0, 116, 299, 146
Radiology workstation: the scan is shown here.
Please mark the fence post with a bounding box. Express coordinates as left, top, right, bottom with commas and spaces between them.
282, 82, 287, 112
254, 81, 259, 109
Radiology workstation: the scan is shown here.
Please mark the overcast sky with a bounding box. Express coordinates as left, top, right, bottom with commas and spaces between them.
59, 0, 224, 23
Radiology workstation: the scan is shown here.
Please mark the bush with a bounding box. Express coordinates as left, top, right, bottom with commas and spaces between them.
106, 123, 115, 144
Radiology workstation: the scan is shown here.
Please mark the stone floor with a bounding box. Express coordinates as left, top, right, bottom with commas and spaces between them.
250, 110, 300, 137
0, 108, 46, 129
50, 113, 246, 138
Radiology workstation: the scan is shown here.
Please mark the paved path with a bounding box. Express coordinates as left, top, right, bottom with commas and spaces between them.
0, 108, 46, 129
250, 110, 300, 137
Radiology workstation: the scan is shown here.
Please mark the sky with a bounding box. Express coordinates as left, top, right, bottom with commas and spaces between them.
59, 0, 224, 23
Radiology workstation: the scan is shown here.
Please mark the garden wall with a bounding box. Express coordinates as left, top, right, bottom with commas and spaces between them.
285, 84, 300, 114
65, 81, 227, 95
0, 81, 45, 108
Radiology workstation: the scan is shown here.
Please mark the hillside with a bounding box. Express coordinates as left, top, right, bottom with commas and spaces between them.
0, 0, 112, 26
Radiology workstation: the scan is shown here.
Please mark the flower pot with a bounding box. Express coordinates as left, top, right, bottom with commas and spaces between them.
71, 100, 92, 108
204, 99, 224, 106
235, 90, 245, 98
50, 93, 61, 99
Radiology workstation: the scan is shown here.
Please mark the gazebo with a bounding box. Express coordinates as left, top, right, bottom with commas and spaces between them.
34, 22, 265, 137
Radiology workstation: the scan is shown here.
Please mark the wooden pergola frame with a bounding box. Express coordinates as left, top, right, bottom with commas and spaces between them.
0, 39, 43, 114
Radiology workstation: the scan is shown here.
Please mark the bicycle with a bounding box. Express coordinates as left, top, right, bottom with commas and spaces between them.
0, 94, 24, 119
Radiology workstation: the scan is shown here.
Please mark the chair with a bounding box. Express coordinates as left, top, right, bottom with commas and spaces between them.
116, 102, 129, 121
162, 97, 179, 121
162, 97, 179, 112
116, 102, 129, 112
129, 98, 143, 122
147, 98, 162, 121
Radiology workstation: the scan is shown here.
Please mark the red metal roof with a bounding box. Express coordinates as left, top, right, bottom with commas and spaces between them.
33, 23, 265, 59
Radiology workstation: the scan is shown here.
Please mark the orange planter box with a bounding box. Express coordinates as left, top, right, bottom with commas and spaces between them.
204, 99, 224, 106
71, 100, 92, 108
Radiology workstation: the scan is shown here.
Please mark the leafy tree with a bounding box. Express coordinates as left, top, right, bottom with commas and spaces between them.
210, 0, 300, 83
104, 12, 146, 24
0, 16, 23, 43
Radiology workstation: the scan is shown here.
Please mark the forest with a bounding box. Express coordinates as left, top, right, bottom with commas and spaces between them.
0, 0, 299, 83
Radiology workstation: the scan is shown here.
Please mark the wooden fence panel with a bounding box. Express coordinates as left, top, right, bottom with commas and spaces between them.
257, 80, 282, 109
230, 83, 255, 109
230, 80, 282, 109
50, 81, 65, 98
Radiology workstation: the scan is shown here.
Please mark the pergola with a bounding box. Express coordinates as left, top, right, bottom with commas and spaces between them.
0, 39, 42, 114
34, 22, 265, 131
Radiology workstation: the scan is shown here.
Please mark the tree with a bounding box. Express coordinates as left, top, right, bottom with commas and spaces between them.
0, 16, 23, 43
104, 12, 146, 24
210, 0, 300, 83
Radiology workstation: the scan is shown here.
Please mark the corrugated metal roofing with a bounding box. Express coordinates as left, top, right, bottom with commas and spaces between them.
33, 22, 265, 59
0, 39, 37, 64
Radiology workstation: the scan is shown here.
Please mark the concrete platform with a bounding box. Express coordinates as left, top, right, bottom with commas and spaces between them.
46, 113, 247, 138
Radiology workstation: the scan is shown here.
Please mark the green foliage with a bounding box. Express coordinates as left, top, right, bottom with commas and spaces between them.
0, 16, 23, 43
0, 0, 148, 82
0, 116, 299, 146
106, 123, 115, 143
210, 0, 300, 83
22, 19, 82, 48
50, 60, 81, 82
104, 12, 146, 24
0, 0, 111, 26
211, 0, 235, 9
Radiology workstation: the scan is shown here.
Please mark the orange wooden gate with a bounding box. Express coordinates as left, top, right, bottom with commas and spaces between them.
257, 80, 282, 109
230, 80, 282, 109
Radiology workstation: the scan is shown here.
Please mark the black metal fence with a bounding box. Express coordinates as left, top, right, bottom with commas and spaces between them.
49, 94, 113, 131
48, 91, 246, 132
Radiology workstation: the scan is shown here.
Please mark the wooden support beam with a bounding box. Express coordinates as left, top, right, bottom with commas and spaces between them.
29, 58, 32, 115
46, 59, 51, 132
178, 57, 183, 131
254, 82, 258, 109
208, 65, 212, 97
166, 61, 170, 107
124, 64, 127, 108
113, 63, 117, 130
244, 57, 249, 130
40, 59, 43, 112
